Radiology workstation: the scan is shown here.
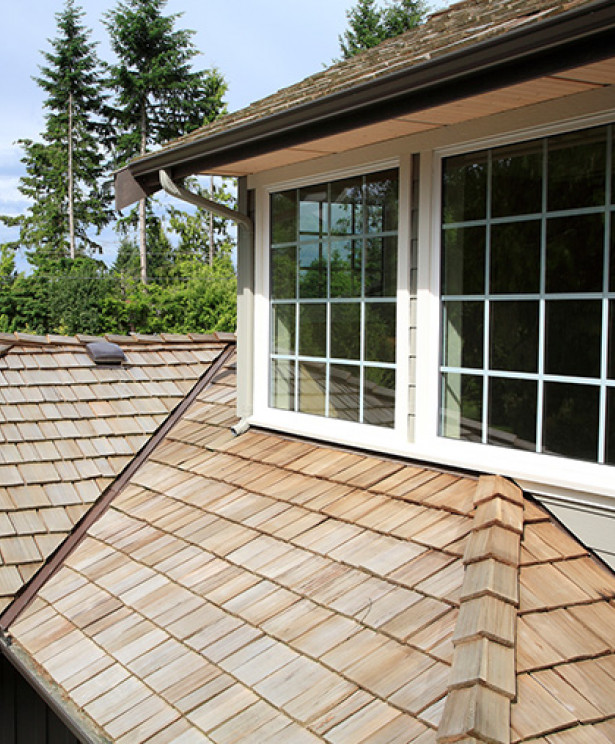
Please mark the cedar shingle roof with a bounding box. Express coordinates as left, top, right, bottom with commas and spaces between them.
3, 350, 615, 743
0, 333, 231, 612
149, 0, 597, 155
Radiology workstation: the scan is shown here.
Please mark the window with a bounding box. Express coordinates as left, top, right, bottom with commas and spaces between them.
270, 169, 398, 427
440, 124, 615, 464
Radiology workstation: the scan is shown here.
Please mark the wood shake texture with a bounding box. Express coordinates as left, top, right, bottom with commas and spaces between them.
3, 346, 615, 741
0, 333, 229, 611
147, 0, 604, 164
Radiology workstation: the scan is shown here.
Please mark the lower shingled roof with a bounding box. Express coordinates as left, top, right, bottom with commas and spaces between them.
1, 350, 615, 743
0, 333, 231, 612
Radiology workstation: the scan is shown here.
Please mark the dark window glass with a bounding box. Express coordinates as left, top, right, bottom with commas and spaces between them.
330, 176, 363, 235
271, 190, 296, 244
442, 301, 483, 369
364, 367, 395, 428
299, 304, 327, 357
547, 127, 607, 211
606, 388, 615, 465
610, 213, 615, 292
490, 221, 541, 294
442, 152, 487, 224
271, 245, 296, 299
365, 303, 396, 363
366, 169, 398, 233
440, 126, 613, 465
299, 241, 327, 298
365, 237, 397, 297
441, 226, 485, 296
490, 301, 538, 373
492, 140, 542, 217
488, 377, 537, 451
330, 239, 362, 298
546, 214, 604, 293
298, 361, 326, 416
329, 364, 360, 422
610, 300, 615, 380
441, 372, 483, 442
543, 382, 599, 461
331, 303, 361, 360
299, 185, 328, 239
545, 300, 602, 378
271, 304, 295, 355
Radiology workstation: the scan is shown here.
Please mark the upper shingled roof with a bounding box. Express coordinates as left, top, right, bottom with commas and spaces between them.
0, 333, 232, 612
150, 0, 597, 156
3, 349, 615, 743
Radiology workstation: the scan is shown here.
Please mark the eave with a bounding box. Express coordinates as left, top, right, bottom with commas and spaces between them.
115, 0, 615, 209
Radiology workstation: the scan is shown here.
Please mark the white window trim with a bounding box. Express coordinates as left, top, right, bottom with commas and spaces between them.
251, 157, 412, 453
413, 113, 615, 502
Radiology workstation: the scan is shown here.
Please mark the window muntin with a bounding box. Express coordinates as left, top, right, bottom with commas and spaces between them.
269, 169, 398, 428
440, 125, 614, 464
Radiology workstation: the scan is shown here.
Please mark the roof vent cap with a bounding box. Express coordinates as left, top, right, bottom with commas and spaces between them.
86, 341, 127, 366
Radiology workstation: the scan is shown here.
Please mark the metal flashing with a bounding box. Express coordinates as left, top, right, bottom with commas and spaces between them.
85, 341, 127, 365
0, 634, 111, 744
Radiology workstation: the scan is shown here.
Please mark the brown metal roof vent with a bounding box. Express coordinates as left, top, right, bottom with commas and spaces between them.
86, 341, 127, 366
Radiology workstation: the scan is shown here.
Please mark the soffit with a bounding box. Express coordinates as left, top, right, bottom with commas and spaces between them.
4, 353, 615, 742
0, 333, 231, 613
204, 60, 615, 177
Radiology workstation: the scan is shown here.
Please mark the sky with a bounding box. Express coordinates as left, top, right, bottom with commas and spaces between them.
0, 0, 451, 268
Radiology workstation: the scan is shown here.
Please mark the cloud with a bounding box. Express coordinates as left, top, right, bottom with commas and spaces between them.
0, 177, 30, 215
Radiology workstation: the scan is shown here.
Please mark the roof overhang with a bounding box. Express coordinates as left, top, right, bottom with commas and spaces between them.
115, 0, 615, 209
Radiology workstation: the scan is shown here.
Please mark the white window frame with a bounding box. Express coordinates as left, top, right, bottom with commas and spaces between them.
415, 112, 615, 502
251, 157, 413, 453
249, 110, 615, 504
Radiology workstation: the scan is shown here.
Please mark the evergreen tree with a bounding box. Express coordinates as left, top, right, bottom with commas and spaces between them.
18, 0, 110, 265
383, 0, 425, 36
104, 0, 227, 283
166, 178, 235, 273
339, 0, 383, 59
338, 0, 426, 59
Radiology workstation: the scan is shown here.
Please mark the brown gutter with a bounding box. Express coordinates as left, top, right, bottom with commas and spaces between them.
115, 0, 615, 208
0, 342, 235, 631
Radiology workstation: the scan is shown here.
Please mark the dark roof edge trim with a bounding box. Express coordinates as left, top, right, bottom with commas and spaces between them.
0, 636, 112, 744
0, 342, 236, 631
115, 0, 615, 208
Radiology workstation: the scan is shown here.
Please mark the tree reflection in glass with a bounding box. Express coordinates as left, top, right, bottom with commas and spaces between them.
270, 168, 398, 428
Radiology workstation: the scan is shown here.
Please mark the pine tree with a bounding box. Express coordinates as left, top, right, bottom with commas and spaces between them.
383, 0, 425, 36
338, 0, 426, 60
105, 0, 227, 283
18, 0, 110, 265
339, 0, 384, 59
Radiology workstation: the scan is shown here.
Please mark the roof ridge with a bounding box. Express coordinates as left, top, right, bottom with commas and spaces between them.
0, 343, 236, 631
438, 475, 523, 744
0, 331, 236, 350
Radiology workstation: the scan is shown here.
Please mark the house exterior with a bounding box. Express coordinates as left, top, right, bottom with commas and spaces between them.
1, 1, 615, 742
2, 336, 615, 744
117, 0, 615, 568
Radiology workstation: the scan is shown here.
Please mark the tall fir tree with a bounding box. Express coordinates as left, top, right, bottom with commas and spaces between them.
338, 0, 426, 60
105, 0, 227, 283
18, 0, 110, 266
